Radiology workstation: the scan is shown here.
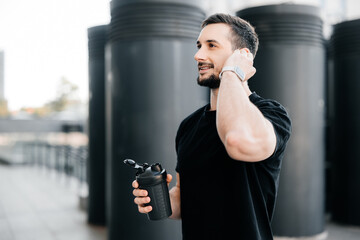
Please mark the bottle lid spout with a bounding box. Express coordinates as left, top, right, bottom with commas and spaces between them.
124, 159, 149, 174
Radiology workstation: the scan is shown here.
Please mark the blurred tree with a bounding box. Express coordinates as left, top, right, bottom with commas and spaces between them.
45, 76, 79, 112
11, 77, 81, 119
0, 99, 9, 117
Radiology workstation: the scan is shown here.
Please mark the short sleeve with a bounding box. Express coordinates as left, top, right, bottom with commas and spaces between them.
175, 121, 185, 173
250, 94, 292, 161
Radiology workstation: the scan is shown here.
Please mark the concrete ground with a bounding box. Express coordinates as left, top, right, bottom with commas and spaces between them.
0, 164, 359, 240
0, 164, 106, 240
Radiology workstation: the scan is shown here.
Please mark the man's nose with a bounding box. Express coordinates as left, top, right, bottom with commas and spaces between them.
194, 48, 206, 61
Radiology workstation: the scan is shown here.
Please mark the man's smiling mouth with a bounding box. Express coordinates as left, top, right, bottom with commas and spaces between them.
198, 62, 214, 74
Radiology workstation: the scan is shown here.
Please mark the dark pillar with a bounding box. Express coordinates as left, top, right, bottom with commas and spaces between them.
87, 25, 108, 225
237, 4, 326, 237
106, 1, 207, 239
325, 36, 337, 215
330, 18, 360, 226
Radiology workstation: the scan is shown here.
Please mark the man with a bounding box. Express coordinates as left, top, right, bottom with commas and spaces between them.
132, 13, 291, 239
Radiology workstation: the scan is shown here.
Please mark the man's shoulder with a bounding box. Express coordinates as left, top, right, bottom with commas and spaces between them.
176, 104, 208, 135
250, 93, 290, 122
250, 92, 285, 110
181, 104, 207, 125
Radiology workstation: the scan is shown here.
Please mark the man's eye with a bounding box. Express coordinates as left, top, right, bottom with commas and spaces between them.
209, 44, 216, 48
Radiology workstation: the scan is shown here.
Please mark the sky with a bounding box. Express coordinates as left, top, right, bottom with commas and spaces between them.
0, 0, 110, 111
0, 0, 358, 111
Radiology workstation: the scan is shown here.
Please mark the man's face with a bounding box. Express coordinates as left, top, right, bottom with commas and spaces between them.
194, 23, 233, 88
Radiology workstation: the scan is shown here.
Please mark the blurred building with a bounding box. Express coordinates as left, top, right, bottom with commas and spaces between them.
0, 50, 4, 101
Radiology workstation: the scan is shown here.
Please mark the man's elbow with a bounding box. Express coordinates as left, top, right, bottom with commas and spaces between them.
224, 132, 275, 162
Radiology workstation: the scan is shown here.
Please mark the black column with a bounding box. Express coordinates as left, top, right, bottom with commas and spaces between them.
330, 18, 360, 226
106, 1, 207, 239
87, 24, 108, 225
237, 4, 326, 237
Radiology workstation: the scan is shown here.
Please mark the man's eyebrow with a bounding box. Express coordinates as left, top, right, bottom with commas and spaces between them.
206, 39, 220, 44
196, 39, 220, 45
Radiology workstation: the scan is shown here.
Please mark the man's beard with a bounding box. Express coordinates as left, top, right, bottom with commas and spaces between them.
197, 74, 220, 89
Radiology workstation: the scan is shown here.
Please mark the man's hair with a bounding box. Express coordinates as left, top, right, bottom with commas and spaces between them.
201, 13, 259, 57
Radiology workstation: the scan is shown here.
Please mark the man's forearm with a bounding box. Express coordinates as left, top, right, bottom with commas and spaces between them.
216, 72, 276, 161
168, 185, 181, 219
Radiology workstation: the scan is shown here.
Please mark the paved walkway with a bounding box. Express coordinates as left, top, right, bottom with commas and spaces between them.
0, 164, 359, 240
0, 164, 107, 240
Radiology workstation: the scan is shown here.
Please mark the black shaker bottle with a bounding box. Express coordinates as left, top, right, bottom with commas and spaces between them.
124, 159, 172, 220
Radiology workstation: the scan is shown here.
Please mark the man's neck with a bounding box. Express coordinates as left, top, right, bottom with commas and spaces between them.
209, 88, 219, 111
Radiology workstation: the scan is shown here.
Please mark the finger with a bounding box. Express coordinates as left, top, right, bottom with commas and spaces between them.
166, 174, 173, 184
243, 48, 250, 53
132, 180, 139, 188
133, 188, 148, 197
246, 67, 256, 80
134, 196, 151, 205
138, 205, 152, 213
239, 49, 247, 55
